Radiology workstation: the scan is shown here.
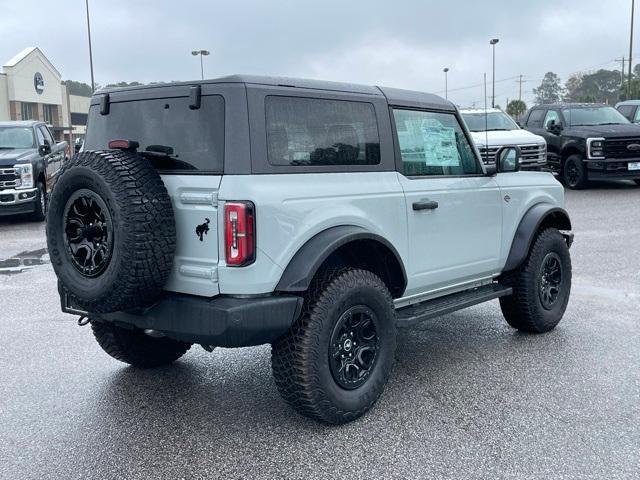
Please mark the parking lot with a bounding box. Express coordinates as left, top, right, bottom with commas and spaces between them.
1, 180, 639, 479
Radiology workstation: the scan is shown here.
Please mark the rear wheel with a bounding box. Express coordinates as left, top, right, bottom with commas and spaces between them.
271, 268, 396, 424
562, 154, 588, 189
91, 321, 191, 368
500, 228, 571, 333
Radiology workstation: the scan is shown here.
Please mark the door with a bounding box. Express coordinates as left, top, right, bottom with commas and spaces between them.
391, 108, 503, 295
542, 109, 563, 166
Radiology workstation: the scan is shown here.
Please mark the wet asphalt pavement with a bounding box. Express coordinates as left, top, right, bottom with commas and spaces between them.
1, 180, 639, 479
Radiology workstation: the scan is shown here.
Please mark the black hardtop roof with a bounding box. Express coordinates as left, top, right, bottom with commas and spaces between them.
95, 74, 455, 111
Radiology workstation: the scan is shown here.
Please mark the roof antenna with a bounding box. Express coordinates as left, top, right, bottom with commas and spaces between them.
484, 73, 489, 164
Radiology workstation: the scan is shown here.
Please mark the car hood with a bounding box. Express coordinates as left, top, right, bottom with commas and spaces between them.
468, 129, 545, 147
0, 148, 35, 166
566, 123, 640, 138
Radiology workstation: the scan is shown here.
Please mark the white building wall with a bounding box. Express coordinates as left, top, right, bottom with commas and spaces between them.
4, 49, 62, 106
0, 74, 9, 121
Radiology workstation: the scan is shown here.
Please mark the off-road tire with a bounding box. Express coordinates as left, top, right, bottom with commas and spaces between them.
30, 181, 46, 222
271, 268, 397, 424
562, 154, 588, 189
91, 321, 191, 368
500, 228, 571, 333
46, 150, 175, 313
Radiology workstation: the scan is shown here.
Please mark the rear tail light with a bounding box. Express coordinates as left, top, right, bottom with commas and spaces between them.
224, 201, 255, 266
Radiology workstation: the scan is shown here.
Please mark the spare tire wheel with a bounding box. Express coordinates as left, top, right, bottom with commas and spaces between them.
46, 150, 176, 313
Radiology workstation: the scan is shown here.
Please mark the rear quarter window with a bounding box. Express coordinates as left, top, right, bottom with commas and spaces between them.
84, 95, 224, 173
265, 96, 380, 167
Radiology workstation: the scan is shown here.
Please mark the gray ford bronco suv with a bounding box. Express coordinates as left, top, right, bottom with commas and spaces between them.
46, 75, 573, 424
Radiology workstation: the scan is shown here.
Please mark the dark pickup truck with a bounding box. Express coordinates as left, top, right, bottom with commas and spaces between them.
523, 103, 640, 189
0, 121, 67, 220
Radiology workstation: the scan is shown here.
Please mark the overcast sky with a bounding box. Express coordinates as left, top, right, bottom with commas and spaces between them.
0, 0, 636, 107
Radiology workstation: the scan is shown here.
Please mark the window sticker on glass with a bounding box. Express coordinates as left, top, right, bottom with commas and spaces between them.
419, 119, 459, 167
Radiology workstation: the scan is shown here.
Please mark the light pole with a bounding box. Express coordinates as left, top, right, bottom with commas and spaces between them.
628, 0, 635, 99
191, 50, 210, 80
85, 0, 95, 92
443, 67, 449, 100
490, 38, 499, 107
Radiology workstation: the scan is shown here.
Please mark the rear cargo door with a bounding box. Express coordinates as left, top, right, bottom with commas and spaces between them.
162, 175, 222, 297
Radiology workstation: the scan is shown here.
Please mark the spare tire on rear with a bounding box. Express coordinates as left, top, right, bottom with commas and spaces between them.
46, 150, 176, 313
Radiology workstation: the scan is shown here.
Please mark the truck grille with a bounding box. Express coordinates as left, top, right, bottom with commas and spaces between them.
604, 138, 640, 158
478, 144, 546, 165
0, 168, 19, 189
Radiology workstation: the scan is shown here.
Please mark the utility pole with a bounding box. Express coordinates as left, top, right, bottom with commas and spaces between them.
443, 68, 449, 100
490, 38, 499, 108
629, 0, 635, 99
85, 0, 95, 92
616, 56, 626, 92
518, 74, 523, 102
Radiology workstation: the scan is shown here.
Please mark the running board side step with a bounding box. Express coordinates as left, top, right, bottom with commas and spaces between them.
395, 283, 512, 328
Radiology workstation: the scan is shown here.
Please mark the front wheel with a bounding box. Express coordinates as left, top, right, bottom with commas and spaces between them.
271, 268, 397, 424
562, 155, 588, 189
500, 228, 572, 333
91, 321, 191, 368
29, 181, 46, 222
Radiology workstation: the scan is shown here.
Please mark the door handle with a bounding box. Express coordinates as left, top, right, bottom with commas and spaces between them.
412, 199, 439, 211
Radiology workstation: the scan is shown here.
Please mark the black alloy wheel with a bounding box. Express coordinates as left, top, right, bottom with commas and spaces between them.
329, 305, 380, 390
63, 189, 114, 278
538, 252, 563, 310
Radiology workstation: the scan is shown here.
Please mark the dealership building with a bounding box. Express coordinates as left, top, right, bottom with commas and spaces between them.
0, 47, 90, 144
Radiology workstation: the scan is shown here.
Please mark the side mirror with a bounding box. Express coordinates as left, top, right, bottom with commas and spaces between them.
496, 146, 521, 173
39, 143, 51, 156
74, 142, 83, 153
546, 121, 563, 135
485, 164, 497, 176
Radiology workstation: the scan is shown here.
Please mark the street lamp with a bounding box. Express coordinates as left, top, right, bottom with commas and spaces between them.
443, 67, 449, 100
490, 38, 499, 108
191, 50, 210, 80
628, 0, 635, 99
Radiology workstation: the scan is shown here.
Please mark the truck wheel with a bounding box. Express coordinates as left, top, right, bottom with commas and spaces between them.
46, 150, 175, 313
271, 268, 396, 424
30, 181, 46, 222
500, 228, 571, 333
91, 321, 191, 368
562, 155, 588, 189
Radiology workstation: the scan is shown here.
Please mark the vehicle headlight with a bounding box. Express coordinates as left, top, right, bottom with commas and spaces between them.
588, 138, 605, 158
14, 163, 33, 189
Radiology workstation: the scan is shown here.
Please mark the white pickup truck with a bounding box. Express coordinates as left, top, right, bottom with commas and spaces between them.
460, 108, 547, 170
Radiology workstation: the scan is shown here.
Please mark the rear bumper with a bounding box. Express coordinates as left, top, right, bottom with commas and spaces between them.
67, 292, 303, 348
0, 187, 38, 216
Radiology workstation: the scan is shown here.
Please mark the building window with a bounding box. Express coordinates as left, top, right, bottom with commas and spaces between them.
43, 104, 53, 124
21, 102, 34, 120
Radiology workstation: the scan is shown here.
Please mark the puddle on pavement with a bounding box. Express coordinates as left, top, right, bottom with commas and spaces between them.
0, 247, 50, 275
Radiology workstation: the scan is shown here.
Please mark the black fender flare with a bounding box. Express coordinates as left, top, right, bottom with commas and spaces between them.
504, 204, 572, 272
275, 225, 407, 294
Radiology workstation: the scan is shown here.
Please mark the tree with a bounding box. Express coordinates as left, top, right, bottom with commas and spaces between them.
104, 81, 144, 88
564, 69, 621, 104
62, 80, 93, 97
506, 99, 527, 118
533, 72, 564, 105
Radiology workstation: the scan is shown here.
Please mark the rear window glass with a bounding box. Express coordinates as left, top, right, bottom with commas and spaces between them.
265, 96, 380, 167
84, 95, 224, 172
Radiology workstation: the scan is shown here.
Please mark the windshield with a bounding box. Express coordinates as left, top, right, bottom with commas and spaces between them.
461, 111, 519, 132
562, 106, 630, 126
0, 127, 35, 149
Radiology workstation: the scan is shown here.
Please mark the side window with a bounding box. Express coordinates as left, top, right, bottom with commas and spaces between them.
35, 127, 46, 146
617, 105, 634, 120
633, 107, 640, 123
526, 109, 545, 128
39, 126, 54, 145
392, 109, 480, 177
543, 110, 560, 128
265, 96, 380, 166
